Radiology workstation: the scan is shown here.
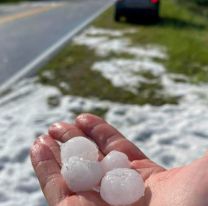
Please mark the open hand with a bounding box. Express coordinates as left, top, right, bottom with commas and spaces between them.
30, 113, 208, 206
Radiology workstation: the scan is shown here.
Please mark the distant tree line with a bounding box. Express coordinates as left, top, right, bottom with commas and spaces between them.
0, 0, 24, 2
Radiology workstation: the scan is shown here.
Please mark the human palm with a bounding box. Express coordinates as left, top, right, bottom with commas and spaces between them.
30, 114, 208, 206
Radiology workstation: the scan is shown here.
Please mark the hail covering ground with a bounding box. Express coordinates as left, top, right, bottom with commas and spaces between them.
0, 27, 208, 205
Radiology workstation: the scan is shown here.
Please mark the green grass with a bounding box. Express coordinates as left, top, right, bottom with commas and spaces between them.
93, 0, 208, 83
39, 44, 177, 106
38, 0, 208, 106
177, 0, 208, 17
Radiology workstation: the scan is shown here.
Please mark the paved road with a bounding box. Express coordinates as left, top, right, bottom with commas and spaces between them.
0, 0, 112, 86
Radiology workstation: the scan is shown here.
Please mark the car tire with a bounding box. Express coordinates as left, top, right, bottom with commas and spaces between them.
114, 11, 120, 22
154, 12, 160, 23
151, 10, 160, 23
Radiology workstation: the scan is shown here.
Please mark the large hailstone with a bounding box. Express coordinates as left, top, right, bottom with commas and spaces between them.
61, 156, 103, 192
101, 150, 130, 173
100, 168, 145, 206
61, 136, 99, 163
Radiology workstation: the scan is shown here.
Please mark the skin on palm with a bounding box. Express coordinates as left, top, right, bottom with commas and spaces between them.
144, 158, 208, 206
30, 113, 208, 206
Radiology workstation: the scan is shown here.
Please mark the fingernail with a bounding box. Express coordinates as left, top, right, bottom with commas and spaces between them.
49, 123, 62, 136
76, 113, 89, 124
31, 142, 51, 163
34, 135, 47, 144
32, 144, 44, 162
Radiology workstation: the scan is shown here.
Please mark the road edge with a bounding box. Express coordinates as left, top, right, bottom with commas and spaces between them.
0, 1, 113, 95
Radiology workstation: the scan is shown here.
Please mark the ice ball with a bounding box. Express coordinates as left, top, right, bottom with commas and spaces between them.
61, 136, 99, 163
100, 168, 145, 205
61, 156, 103, 192
101, 150, 130, 173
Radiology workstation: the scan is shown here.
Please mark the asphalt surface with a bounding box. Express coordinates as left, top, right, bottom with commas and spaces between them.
0, 0, 112, 86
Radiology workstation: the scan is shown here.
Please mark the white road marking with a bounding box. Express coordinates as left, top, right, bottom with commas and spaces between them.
0, 4, 63, 25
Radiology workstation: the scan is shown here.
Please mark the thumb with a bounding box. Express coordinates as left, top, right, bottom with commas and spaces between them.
131, 159, 165, 181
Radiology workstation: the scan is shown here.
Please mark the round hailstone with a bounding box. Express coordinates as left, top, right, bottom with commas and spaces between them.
101, 150, 130, 173
61, 156, 103, 192
61, 136, 99, 163
100, 168, 145, 206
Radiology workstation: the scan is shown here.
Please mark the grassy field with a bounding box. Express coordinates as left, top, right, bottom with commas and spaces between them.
92, 0, 208, 83
178, 0, 208, 17
38, 0, 208, 107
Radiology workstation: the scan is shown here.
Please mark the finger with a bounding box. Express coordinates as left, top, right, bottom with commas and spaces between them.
49, 122, 86, 143
76, 113, 147, 161
131, 159, 165, 181
58, 191, 107, 206
30, 140, 73, 206
49, 122, 104, 161
35, 135, 61, 166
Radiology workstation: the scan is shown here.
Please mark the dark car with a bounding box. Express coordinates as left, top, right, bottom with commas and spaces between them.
114, 0, 160, 22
